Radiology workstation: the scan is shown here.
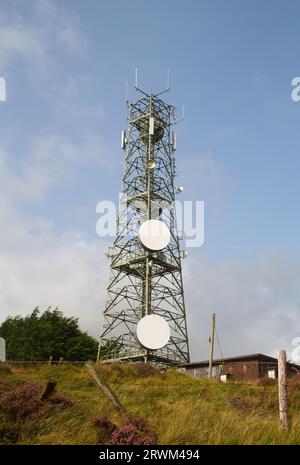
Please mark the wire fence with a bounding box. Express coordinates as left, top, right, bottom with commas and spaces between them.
2, 360, 87, 366
1, 353, 298, 433
2, 358, 299, 389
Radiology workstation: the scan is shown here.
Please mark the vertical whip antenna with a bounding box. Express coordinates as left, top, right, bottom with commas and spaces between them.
167, 69, 170, 90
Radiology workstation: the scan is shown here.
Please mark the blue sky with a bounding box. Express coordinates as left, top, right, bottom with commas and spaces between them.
1, 0, 300, 361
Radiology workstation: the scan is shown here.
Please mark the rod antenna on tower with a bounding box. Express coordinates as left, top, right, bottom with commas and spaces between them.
167, 69, 170, 90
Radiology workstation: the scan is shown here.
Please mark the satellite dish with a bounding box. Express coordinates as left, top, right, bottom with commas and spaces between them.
139, 219, 170, 251
147, 159, 156, 170
136, 314, 170, 350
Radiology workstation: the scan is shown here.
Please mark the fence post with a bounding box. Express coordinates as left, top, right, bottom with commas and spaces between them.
278, 349, 288, 429
41, 381, 56, 400
86, 362, 127, 419
48, 356, 53, 366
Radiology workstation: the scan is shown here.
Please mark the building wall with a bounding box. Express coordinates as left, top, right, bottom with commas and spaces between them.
184, 359, 299, 380
184, 361, 260, 380
221, 361, 259, 380
184, 366, 209, 378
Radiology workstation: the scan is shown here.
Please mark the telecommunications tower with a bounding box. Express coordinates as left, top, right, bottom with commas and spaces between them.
98, 76, 190, 365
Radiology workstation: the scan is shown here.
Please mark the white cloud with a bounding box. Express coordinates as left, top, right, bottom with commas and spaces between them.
0, 1, 112, 340
34, 0, 87, 54
0, 131, 110, 338
45, 75, 105, 120
0, 24, 46, 68
0, 1, 105, 141
0, 133, 112, 202
0, 0, 87, 74
184, 252, 300, 363
0, 1, 110, 341
0, 218, 107, 337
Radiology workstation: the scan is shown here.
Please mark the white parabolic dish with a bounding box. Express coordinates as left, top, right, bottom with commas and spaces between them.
136, 314, 170, 350
138, 219, 170, 251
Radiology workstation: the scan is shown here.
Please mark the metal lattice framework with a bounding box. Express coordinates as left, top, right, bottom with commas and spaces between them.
97, 86, 190, 365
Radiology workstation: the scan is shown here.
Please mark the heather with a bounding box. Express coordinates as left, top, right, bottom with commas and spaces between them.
0, 363, 300, 444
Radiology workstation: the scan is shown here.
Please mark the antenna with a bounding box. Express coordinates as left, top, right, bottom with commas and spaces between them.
134, 67, 149, 97
172, 131, 177, 151
98, 81, 190, 365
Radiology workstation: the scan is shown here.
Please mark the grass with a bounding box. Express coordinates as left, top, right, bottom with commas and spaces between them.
0, 362, 300, 445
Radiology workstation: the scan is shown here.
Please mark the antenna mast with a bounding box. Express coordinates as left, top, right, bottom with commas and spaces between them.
208, 313, 216, 378
97, 78, 190, 365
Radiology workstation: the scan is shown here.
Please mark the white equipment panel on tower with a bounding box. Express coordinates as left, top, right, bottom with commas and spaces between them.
136, 314, 170, 350
139, 219, 170, 251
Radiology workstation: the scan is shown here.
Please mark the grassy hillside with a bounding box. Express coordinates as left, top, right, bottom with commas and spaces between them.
1, 362, 300, 445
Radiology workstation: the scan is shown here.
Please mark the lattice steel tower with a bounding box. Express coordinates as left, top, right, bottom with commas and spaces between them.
98, 81, 190, 365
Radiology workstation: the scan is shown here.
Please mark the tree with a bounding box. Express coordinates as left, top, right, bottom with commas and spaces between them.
0, 307, 98, 361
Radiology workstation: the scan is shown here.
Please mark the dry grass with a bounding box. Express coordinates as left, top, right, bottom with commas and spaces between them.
1, 363, 300, 444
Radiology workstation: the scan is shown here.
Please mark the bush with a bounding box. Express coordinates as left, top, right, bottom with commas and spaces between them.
0, 381, 75, 423
93, 415, 117, 444
288, 374, 300, 389
0, 363, 12, 375
0, 380, 9, 394
256, 377, 277, 387
133, 362, 158, 377
111, 416, 157, 445
0, 383, 42, 420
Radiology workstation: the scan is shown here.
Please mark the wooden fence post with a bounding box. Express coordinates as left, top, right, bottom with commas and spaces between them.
41, 381, 56, 401
278, 349, 288, 429
86, 362, 127, 419
48, 356, 53, 366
